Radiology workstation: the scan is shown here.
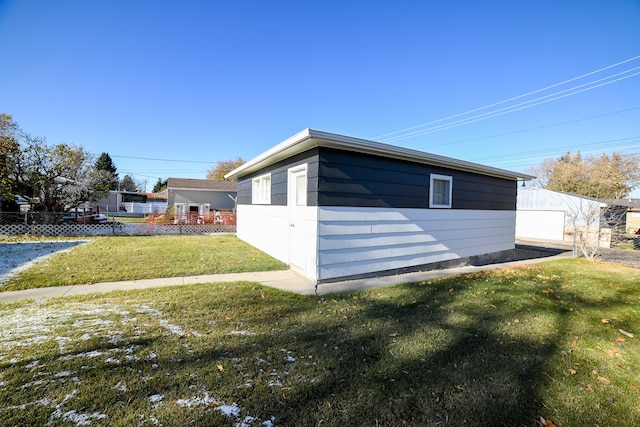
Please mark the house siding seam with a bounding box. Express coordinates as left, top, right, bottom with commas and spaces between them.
316, 148, 516, 210
315, 206, 516, 281
237, 147, 516, 210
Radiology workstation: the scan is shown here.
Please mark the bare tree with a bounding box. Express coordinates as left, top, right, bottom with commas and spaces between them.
564, 196, 605, 260
18, 137, 107, 211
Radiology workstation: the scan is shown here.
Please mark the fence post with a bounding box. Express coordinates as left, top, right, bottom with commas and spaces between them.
24, 211, 30, 235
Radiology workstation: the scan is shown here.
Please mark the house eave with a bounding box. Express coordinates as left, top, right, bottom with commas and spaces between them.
225, 128, 535, 182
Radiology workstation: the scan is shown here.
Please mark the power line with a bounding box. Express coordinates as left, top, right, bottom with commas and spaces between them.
429, 107, 640, 148
373, 54, 640, 142
110, 154, 215, 164
469, 136, 640, 168
381, 66, 640, 143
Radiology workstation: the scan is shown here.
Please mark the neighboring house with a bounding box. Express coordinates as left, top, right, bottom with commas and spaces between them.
225, 128, 533, 284
516, 187, 628, 247
162, 178, 237, 217
603, 198, 640, 233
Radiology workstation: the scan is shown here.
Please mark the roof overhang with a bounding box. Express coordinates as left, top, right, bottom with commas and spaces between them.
225, 128, 536, 182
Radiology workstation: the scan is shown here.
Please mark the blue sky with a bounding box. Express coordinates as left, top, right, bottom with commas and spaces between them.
1, 1, 639, 194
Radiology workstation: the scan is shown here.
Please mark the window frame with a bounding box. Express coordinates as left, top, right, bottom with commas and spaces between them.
251, 173, 272, 205
288, 164, 308, 207
429, 173, 453, 209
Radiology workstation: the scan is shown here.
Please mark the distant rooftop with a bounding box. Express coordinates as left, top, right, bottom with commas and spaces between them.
166, 177, 237, 191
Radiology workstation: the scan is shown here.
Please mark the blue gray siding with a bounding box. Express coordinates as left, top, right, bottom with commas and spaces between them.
237, 147, 516, 210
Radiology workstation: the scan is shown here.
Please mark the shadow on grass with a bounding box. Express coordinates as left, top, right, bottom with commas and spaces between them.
3, 262, 638, 426
155, 271, 578, 426
187, 265, 639, 426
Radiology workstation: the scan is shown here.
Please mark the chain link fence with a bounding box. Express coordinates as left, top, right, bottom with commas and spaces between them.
598, 232, 640, 267
0, 212, 236, 237
598, 249, 640, 268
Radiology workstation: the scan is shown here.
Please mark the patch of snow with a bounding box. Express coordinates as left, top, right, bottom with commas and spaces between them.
48, 409, 108, 427
43, 389, 110, 426
0, 301, 133, 363
176, 392, 218, 408
148, 394, 164, 403
24, 360, 41, 369
218, 402, 241, 418
0, 240, 89, 286
262, 417, 277, 427
21, 379, 48, 389
158, 319, 185, 336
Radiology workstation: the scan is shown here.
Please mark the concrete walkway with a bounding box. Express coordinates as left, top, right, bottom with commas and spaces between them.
0, 249, 572, 303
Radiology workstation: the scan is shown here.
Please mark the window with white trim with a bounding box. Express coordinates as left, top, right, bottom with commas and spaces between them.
429, 174, 452, 208
252, 174, 271, 204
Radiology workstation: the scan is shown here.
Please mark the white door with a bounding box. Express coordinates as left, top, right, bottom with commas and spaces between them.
288, 165, 307, 271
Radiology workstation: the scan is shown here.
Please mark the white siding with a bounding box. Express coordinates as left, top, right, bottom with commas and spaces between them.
517, 188, 603, 227
237, 204, 290, 263
238, 205, 517, 283
237, 204, 319, 280
293, 206, 319, 280
516, 209, 565, 241
316, 207, 515, 281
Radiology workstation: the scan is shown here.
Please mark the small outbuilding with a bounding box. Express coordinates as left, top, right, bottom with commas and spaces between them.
226, 129, 533, 284
517, 187, 633, 247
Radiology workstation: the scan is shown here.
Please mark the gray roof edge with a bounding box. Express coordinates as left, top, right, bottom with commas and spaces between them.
167, 187, 236, 192
225, 128, 535, 181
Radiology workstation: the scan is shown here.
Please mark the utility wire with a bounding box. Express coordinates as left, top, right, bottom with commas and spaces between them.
426, 107, 640, 148
110, 154, 215, 164
381, 67, 640, 143
470, 136, 640, 167
373, 55, 640, 142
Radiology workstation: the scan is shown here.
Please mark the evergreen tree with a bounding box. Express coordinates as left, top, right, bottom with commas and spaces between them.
95, 152, 119, 190
153, 178, 168, 193
119, 175, 138, 192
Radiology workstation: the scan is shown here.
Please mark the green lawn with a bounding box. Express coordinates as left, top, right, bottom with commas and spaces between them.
1, 235, 288, 291
1, 259, 639, 426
